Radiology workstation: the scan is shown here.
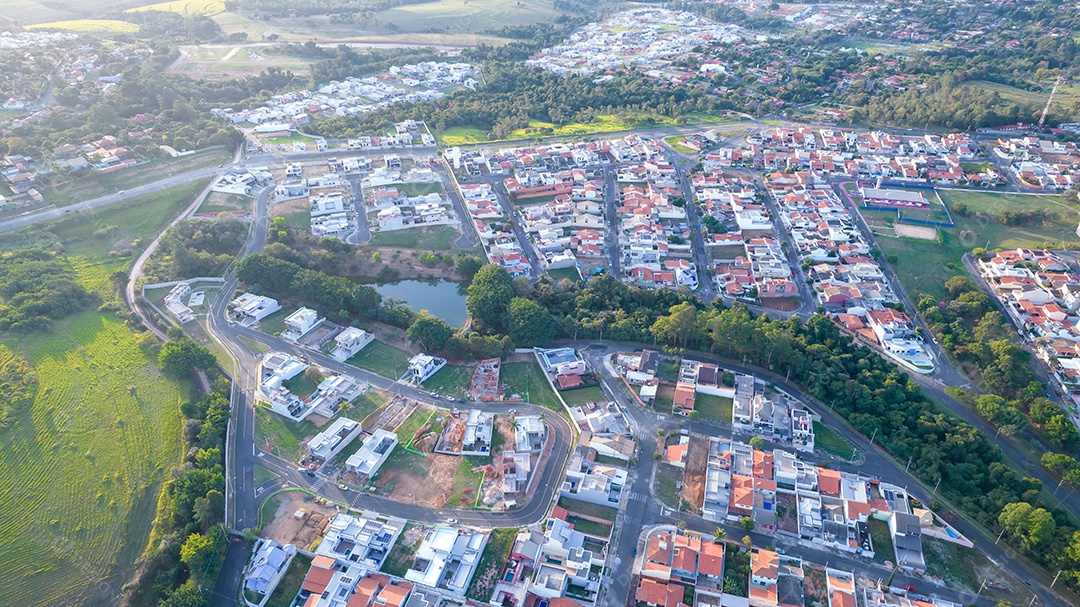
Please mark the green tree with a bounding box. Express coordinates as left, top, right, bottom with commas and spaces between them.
651, 301, 703, 349
159, 337, 216, 376
998, 502, 1055, 552
193, 489, 225, 529
748, 436, 765, 451
180, 532, 214, 577
456, 254, 484, 281
466, 264, 515, 331
506, 297, 555, 347
740, 516, 755, 531
159, 583, 209, 607
407, 313, 454, 351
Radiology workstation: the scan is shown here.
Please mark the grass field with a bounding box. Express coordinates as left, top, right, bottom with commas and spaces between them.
395, 408, 439, 446
664, 135, 697, 154
871, 189, 1078, 301
0, 312, 187, 607
346, 341, 412, 380
557, 497, 618, 522
448, 457, 485, 507
559, 385, 606, 407
958, 80, 1080, 111
25, 19, 140, 32
39, 148, 229, 207
424, 364, 475, 399
501, 361, 563, 413
255, 408, 347, 462
265, 553, 311, 607
374, 0, 566, 34
125, 0, 225, 15
369, 225, 460, 250
440, 112, 732, 145
547, 267, 582, 283
653, 462, 683, 510
466, 528, 516, 601
694, 393, 733, 424
813, 422, 858, 460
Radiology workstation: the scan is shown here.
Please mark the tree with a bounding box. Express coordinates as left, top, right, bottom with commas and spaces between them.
407, 313, 454, 352
159, 583, 209, 607
998, 502, 1056, 552
180, 532, 214, 578
456, 254, 483, 281
742, 535, 752, 547
193, 490, 225, 529
651, 302, 703, 349
740, 516, 755, 531
466, 264, 515, 331
713, 528, 726, 543
159, 337, 216, 376
506, 297, 555, 347
748, 436, 765, 451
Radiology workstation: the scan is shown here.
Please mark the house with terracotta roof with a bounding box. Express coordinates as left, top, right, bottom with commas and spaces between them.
748, 548, 779, 607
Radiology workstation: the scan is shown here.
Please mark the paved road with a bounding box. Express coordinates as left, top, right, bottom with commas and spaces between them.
459, 173, 546, 276
667, 149, 715, 302
0, 166, 222, 233
601, 164, 621, 277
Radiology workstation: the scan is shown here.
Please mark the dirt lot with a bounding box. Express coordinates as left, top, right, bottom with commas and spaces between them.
895, 223, 937, 240
682, 435, 708, 513
271, 197, 310, 218
261, 490, 339, 550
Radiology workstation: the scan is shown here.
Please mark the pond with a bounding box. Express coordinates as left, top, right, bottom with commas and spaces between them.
373, 279, 468, 327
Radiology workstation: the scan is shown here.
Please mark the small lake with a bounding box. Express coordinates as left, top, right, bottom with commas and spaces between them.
373, 279, 468, 327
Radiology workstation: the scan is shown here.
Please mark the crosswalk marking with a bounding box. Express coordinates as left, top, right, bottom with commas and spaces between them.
311, 478, 326, 492
627, 491, 647, 502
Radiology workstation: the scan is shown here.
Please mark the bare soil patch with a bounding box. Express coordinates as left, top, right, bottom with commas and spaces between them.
682, 435, 708, 512
895, 223, 938, 240
262, 490, 338, 550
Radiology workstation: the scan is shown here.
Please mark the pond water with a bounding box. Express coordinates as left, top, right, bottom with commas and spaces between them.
373, 279, 468, 327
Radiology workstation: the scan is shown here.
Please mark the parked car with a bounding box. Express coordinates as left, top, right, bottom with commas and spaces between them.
904, 585, 916, 592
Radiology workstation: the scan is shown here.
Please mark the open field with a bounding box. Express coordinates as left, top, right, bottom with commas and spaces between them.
813, 422, 858, 460
424, 364, 475, 399
559, 385, 606, 407
547, 267, 582, 283
664, 135, 697, 154
346, 341, 412, 379
25, 19, 140, 32
694, 393, 732, 424
369, 225, 460, 250
440, 112, 734, 146
466, 528, 516, 601
958, 80, 1080, 110
0, 312, 188, 607
0, 0, 142, 24
38, 147, 229, 206
501, 361, 562, 412
374, 0, 569, 33
558, 497, 618, 522
871, 190, 1079, 301
255, 408, 352, 462
169, 45, 315, 79
125, 0, 225, 15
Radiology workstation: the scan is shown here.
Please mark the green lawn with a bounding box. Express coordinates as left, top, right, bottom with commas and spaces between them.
256, 308, 289, 336
265, 553, 310, 607
448, 457, 485, 508
868, 518, 894, 565
282, 371, 322, 399
566, 515, 612, 538
253, 465, 277, 487
345, 390, 388, 426
664, 135, 698, 154
424, 364, 476, 399
873, 190, 1078, 301
547, 267, 583, 283
501, 361, 563, 413
277, 209, 311, 231
813, 422, 859, 461
593, 453, 629, 467
440, 126, 491, 146
559, 385, 606, 407
239, 335, 270, 355
346, 341, 412, 380
652, 384, 675, 415
255, 407, 350, 462
557, 497, 618, 522
653, 462, 683, 510
441, 112, 733, 145
394, 407, 440, 446
658, 358, 679, 382
465, 528, 516, 602
369, 225, 460, 251
0, 312, 188, 607
694, 393, 733, 424
395, 182, 444, 197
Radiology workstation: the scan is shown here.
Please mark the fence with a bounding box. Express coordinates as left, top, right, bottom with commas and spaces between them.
852, 183, 956, 227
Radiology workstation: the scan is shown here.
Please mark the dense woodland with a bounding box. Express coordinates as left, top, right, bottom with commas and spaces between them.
143, 219, 250, 284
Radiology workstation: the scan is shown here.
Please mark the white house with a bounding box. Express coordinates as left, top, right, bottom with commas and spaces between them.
229, 293, 281, 323
306, 417, 362, 461
244, 539, 295, 596
330, 327, 375, 362
346, 428, 399, 477
404, 526, 488, 596
514, 416, 546, 452
282, 307, 323, 342
408, 354, 446, 384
